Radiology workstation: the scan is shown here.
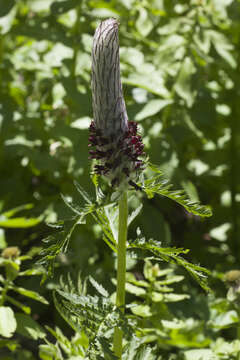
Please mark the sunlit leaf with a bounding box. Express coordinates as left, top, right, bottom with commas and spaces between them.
0, 306, 17, 338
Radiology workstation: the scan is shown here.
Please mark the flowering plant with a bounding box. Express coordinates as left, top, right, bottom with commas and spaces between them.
40, 18, 212, 360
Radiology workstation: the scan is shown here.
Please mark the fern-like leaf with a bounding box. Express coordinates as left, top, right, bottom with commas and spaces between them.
122, 337, 157, 360
39, 183, 118, 278
38, 217, 80, 279
141, 163, 212, 218
53, 276, 131, 360
128, 229, 210, 292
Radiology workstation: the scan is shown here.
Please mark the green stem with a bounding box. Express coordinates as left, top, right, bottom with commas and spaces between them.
0, 280, 9, 306
113, 191, 128, 359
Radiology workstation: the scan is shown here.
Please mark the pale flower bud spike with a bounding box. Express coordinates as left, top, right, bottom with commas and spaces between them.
90, 18, 145, 190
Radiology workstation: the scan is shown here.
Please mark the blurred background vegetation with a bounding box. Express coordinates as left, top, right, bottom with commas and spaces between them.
1, 0, 240, 359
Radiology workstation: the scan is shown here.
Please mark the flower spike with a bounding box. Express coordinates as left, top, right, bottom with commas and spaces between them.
90, 18, 145, 189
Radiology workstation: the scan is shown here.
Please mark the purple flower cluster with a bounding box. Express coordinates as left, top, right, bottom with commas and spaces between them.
89, 120, 144, 188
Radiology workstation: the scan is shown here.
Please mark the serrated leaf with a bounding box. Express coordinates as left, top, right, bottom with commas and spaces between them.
128, 231, 210, 292
39, 216, 80, 278
89, 276, 109, 298
92, 206, 117, 252
60, 194, 85, 216
123, 337, 156, 359
141, 164, 212, 218
74, 181, 93, 204
128, 204, 143, 226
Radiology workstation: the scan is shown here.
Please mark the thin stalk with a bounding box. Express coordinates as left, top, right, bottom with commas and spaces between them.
113, 191, 128, 359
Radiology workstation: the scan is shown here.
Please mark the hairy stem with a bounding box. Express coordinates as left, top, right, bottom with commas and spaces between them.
113, 191, 128, 359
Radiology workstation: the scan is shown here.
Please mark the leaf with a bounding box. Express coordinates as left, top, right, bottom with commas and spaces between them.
5, 295, 31, 314
39, 216, 80, 278
162, 293, 190, 302
0, 306, 17, 338
123, 337, 157, 359
15, 313, 46, 340
74, 181, 93, 204
10, 285, 49, 305
92, 207, 117, 252
89, 276, 109, 298
207, 30, 237, 68
174, 57, 196, 107
40, 184, 116, 278
104, 204, 119, 243
2, 204, 33, 218
0, 217, 41, 228
157, 19, 181, 35
19, 268, 44, 276
183, 349, 213, 360
125, 282, 146, 296
0, 0, 15, 18
209, 310, 239, 329
136, 8, 153, 37
128, 204, 143, 226
122, 71, 170, 98
128, 230, 211, 292
135, 99, 172, 121
54, 286, 126, 359
141, 164, 212, 218
39, 344, 62, 360
131, 304, 152, 318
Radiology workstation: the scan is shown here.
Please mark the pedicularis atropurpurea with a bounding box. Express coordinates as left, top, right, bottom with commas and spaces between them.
40, 18, 212, 360
89, 18, 145, 191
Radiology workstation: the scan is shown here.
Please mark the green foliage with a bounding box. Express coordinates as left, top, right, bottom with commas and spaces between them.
42, 274, 161, 360
0, 246, 47, 357
0, 204, 41, 228
124, 259, 210, 349
1, 0, 240, 359
40, 167, 211, 282
141, 164, 212, 218
128, 227, 210, 292
52, 275, 124, 359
